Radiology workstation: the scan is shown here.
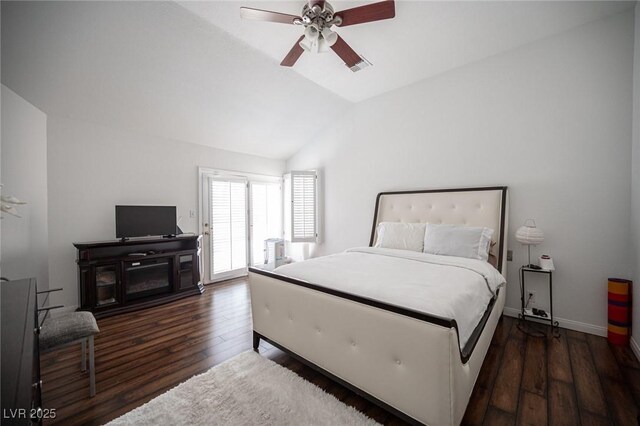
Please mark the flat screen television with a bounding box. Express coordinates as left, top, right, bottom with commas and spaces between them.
115, 205, 177, 239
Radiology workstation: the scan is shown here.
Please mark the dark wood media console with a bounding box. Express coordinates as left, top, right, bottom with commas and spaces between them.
74, 235, 204, 318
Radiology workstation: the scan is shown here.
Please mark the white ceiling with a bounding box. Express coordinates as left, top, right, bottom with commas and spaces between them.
2, 1, 634, 160
180, 0, 634, 103
1, 1, 349, 160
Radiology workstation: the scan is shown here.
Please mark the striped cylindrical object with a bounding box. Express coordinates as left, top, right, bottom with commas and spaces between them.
608, 278, 632, 346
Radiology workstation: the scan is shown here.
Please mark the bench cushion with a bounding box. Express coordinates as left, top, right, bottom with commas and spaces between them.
40, 311, 99, 350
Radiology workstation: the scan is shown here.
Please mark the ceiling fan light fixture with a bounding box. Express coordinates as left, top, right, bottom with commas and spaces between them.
240, 0, 395, 69
299, 36, 318, 53
304, 23, 320, 41
317, 38, 331, 53
321, 27, 338, 46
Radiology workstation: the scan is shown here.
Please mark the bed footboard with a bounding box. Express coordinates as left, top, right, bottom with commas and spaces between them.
249, 271, 505, 425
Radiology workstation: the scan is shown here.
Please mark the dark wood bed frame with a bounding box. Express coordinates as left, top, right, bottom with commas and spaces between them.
249, 186, 508, 425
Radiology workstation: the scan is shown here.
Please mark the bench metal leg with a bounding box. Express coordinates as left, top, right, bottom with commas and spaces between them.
81, 338, 87, 372
89, 335, 96, 397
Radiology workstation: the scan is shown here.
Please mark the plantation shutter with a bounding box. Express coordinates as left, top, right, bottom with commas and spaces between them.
290, 171, 317, 243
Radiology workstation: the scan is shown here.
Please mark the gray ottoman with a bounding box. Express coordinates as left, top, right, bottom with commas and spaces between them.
40, 311, 99, 397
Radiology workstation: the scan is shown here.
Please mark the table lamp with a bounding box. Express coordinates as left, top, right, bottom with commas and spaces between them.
515, 219, 544, 269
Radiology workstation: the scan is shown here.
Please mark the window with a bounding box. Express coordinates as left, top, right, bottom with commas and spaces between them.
285, 171, 317, 243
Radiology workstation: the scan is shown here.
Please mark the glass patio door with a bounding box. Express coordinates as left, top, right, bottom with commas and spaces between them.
249, 181, 283, 266
209, 177, 248, 281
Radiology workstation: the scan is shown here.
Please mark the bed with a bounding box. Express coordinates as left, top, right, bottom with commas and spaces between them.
248, 186, 508, 425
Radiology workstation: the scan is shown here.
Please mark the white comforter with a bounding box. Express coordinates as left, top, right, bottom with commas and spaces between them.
273, 247, 506, 349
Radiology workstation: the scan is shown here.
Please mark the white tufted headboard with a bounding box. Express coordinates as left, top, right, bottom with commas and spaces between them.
369, 187, 509, 275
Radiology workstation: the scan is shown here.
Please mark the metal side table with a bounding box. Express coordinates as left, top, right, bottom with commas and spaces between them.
519, 266, 559, 335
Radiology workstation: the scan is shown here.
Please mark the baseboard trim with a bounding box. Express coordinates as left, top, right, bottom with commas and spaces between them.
503, 307, 607, 337
630, 337, 640, 361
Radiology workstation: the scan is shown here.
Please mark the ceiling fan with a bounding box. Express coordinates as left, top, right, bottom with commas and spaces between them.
240, 0, 395, 71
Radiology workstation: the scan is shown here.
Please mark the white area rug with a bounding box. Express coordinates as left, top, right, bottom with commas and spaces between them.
108, 351, 378, 425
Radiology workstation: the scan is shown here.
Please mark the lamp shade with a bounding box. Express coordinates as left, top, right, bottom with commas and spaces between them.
304, 24, 320, 41
317, 38, 331, 53
299, 37, 316, 53
321, 28, 338, 46
300, 24, 321, 53
515, 219, 544, 245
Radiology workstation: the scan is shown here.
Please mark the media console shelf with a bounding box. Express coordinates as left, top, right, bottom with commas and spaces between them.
74, 235, 204, 318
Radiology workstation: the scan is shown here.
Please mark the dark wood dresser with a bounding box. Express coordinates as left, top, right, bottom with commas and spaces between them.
1, 278, 42, 424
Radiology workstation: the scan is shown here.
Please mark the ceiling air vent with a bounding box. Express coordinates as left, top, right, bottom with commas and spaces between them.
350, 57, 372, 72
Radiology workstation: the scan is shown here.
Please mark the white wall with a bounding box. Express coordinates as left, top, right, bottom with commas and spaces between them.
1, 85, 49, 288
631, 3, 640, 352
287, 11, 635, 335
47, 116, 285, 309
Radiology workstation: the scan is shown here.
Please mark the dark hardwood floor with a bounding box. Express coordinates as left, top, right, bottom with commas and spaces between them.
41, 279, 640, 425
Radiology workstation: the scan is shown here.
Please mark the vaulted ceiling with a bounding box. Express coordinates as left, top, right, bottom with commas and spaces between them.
1, 1, 634, 160
1, 1, 349, 160
181, 0, 634, 103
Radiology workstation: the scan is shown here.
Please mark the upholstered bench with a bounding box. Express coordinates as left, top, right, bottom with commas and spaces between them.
40, 312, 100, 397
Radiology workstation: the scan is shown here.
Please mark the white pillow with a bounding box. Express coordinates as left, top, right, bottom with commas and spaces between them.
423, 224, 494, 261
374, 222, 427, 252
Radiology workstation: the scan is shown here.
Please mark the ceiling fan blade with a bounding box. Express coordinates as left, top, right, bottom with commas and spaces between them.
330, 35, 362, 68
240, 7, 301, 25
335, 0, 395, 27
281, 36, 306, 67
